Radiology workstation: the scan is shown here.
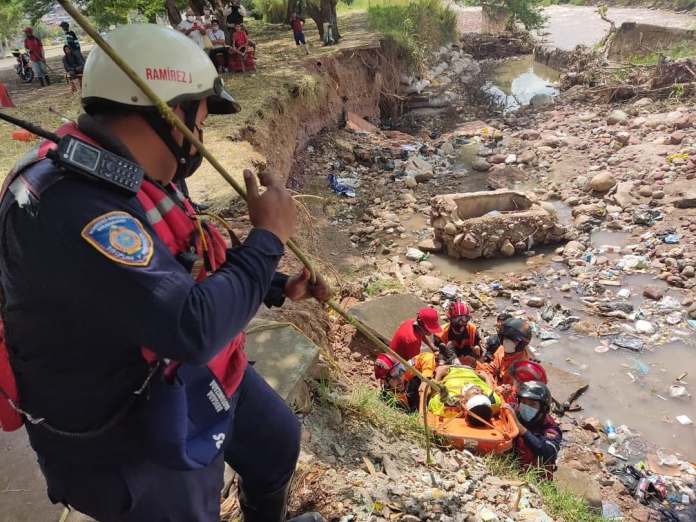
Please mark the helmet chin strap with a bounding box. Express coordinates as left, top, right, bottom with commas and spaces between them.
142, 101, 200, 183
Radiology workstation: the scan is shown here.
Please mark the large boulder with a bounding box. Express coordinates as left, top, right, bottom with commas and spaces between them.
554, 465, 602, 510
415, 275, 444, 292
607, 110, 628, 125
589, 172, 616, 193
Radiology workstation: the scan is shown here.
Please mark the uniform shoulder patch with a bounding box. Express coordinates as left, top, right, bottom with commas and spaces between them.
81, 211, 154, 267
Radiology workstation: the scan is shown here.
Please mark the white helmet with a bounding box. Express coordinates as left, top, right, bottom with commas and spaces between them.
82, 23, 239, 114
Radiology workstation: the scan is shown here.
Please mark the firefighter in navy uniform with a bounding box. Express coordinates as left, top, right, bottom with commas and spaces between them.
0, 24, 328, 522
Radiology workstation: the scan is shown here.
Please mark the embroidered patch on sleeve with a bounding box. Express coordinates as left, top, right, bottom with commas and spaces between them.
81, 211, 154, 267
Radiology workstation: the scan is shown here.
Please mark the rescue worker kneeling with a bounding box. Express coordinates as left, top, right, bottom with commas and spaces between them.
503, 381, 562, 479
0, 24, 327, 522
428, 366, 502, 427
436, 300, 482, 367
479, 317, 533, 388
374, 351, 436, 413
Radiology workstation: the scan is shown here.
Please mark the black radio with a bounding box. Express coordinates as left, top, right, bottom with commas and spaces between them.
48, 135, 144, 195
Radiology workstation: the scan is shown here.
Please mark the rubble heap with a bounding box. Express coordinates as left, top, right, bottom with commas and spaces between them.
430, 190, 568, 259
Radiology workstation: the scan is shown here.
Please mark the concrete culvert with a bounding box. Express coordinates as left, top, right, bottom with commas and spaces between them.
430, 190, 568, 260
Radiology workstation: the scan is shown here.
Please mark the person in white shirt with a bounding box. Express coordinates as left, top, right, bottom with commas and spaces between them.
177, 9, 207, 49
207, 19, 230, 73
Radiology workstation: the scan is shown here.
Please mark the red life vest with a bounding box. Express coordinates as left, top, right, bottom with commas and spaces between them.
0, 123, 246, 432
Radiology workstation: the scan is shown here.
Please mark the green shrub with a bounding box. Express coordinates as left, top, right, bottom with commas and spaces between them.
368, 0, 457, 69
259, 0, 287, 23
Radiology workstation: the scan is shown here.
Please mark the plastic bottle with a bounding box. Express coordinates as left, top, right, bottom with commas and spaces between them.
605, 419, 617, 440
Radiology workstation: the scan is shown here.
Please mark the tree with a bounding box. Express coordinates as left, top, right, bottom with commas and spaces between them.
304, 0, 340, 43
0, 0, 23, 53
464, 0, 545, 33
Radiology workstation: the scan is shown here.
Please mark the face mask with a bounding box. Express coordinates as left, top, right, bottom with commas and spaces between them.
502, 338, 517, 354
518, 403, 539, 423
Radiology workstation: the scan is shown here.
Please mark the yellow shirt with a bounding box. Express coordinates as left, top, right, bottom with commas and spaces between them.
428, 366, 501, 417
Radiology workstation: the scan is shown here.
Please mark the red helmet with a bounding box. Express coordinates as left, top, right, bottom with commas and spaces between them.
447, 300, 472, 320
374, 353, 398, 380
23, 27, 33, 34
509, 360, 547, 385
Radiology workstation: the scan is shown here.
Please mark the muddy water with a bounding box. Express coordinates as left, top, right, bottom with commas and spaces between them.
540, 5, 696, 50
483, 56, 560, 112
540, 336, 696, 461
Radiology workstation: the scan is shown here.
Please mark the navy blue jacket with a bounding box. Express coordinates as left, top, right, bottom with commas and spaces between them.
0, 126, 288, 465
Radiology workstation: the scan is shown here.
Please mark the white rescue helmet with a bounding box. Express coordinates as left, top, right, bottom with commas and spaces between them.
82, 23, 240, 114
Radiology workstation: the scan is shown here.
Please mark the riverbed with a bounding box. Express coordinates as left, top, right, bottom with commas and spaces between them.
451, 4, 696, 49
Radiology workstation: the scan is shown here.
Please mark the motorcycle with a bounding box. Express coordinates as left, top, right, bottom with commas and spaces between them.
12, 50, 34, 83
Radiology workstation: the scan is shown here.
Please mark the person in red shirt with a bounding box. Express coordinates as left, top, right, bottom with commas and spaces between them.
289, 13, 309, 55
230, 23, 255, 72
389, 307, 442, 361
23, 27, 50, 87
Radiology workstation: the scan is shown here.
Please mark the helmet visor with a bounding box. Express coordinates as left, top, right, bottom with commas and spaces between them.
208, 76, 241, 114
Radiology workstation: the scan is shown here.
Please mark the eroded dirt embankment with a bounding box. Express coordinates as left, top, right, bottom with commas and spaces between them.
189, 39, 404, 211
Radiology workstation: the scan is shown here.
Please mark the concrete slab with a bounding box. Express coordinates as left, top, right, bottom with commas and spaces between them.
347, 294, 427, 343
0, 430, 63, 522
245, 319, 320, 403
545, 363, 590, 406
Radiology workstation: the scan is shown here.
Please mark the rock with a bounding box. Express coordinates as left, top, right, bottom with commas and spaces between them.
401, 192, 417, 204
682, 265, 695, 278
638, 185, 653, 197
670, 130, 686, 145
475, 507, 500, 522
554, 465, 602, 509
643, 286, 664, 300
444, 222, 457, 235
530, 93, 554, 108
500, 240, 515, 257
489, 154, 507, 164
615, 131, 631, 145
607, 110, 628, 125
405, 176, 417, 189
589, 172, 616, 192
581, 417, 602, 432
440, 142, 455, 155
406, 248, 427, 261
418, 238, 442, 253
415, 275, 444, 292
526, 296, 545, 308
673, 192, 696, 208
519, 150, 536, 164
541, 135, 563, 148
405, 156, 433, 176
516, 509, 553, 522
614, 181, 637, 208
414, 171, 434, 183
564, 240, 585, 256
471, 158, 491, 172
633, 97, 652, 108
519, 129, 541, 140
635, 320, 656, 334
505, 154, 517, 164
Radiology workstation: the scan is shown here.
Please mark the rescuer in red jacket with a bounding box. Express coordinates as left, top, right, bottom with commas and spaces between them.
389, 307, 443, 360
